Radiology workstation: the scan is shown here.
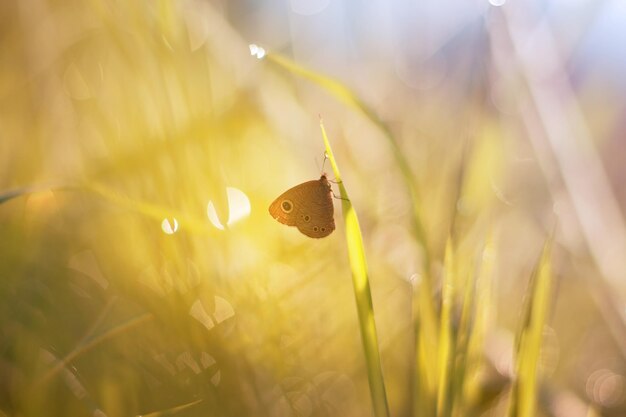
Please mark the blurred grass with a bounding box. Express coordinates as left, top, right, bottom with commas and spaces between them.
269, 51, 562, 417
1, 1, 625, 417
436, 240, 456, 417
508, 240, 554, 417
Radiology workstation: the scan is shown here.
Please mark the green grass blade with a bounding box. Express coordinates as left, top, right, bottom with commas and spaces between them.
437, 239, 457, 417
412, 302, 428, 417
450, 254, 477, 417
320, 120, 390, 417
462, 234, 497, 415
0, 182, 71, 205
508, 239, 554, 417
413, 275, 439, 417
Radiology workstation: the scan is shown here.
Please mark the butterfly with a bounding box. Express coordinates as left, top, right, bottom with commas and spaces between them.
269, 174, 335, 238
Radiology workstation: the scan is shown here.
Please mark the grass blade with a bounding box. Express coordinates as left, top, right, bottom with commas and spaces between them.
320, 120, 390, 417
0, 182, 71, 205
462, 234, 498, 416
437, 239, 456, 417
265, 50, 438, 417
508, 240, 554, 417
450, 251, 477, 417
84, 182, 214, 234
413, 274, 439, 417
266, 51, 431, 271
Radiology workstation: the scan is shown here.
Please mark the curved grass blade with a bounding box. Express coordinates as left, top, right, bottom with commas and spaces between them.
266, 52, 431, 271
38, 312, 154, 385
0, 182, 73, 205
1, 181, 213, 236
85, 182, 214, 234
320, 120, 390, 417
137, 399, 204, 417
0, 186, 35, 205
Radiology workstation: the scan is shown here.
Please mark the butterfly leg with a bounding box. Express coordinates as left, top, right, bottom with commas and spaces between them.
331, 190, 350, 201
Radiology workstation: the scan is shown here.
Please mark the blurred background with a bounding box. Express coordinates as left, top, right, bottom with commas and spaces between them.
1, 0, 626, 416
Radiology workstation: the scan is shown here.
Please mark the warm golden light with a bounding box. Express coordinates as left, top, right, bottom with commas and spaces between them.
248, 43, 266, 59
161, 217, 179, 234
206, 187, 251, 230
2, 1, 625, 416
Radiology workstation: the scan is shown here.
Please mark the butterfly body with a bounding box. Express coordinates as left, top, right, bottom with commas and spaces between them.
269, 174, 335, 238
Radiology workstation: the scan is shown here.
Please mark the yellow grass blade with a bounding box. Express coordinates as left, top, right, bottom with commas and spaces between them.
320, 120, 390, 417
0, 182, 71, 205
266, 51, 431, 270
85, 182, 214, 234
437, 239, 456, 417
462, 234, 498, 415
413, 274, 439, 417
265, 50, 439, 417
508, 240, 554, 417
450, 252, 477, 417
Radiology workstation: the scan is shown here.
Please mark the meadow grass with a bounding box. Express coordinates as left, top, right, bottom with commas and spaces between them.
0, 2, 621, 417
268, 51, 558, 417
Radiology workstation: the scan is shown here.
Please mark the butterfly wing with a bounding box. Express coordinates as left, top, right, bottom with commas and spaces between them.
294, 179, 335, 238
269, 176, 335, 238
268, 179, 323, 226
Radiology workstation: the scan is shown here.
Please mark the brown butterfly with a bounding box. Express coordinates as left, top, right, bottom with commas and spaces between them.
269, 174, 335, 238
